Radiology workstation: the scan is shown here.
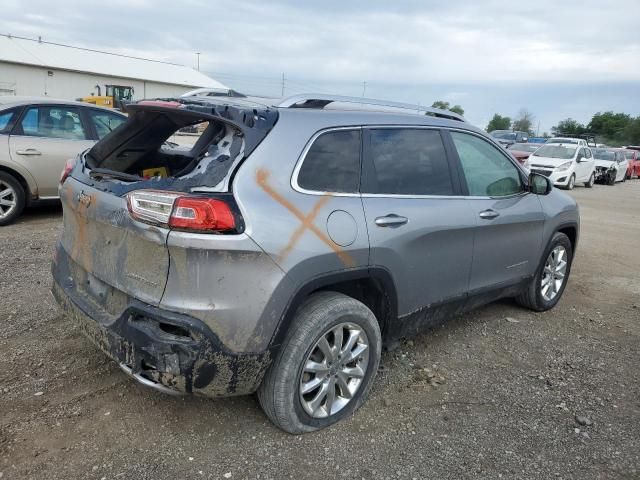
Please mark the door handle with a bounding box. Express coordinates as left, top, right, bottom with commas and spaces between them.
479, 209, 500, 220
16, 149, 42, 156
375, 214, 408, 227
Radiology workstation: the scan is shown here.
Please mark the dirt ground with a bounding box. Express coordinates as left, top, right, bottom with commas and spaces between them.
1, 181, 639, 480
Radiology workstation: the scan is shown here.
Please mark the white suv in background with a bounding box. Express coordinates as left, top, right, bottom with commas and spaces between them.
528, 143, 596, 189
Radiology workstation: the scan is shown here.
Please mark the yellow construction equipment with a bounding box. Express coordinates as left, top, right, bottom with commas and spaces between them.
77, 84, 134, 111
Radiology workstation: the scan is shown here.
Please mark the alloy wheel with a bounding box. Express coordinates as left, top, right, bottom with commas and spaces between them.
299, 322, 369, 418
541, 246, 568, 301
0, 180, 17, 219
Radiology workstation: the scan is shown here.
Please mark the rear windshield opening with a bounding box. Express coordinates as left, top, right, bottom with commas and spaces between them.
85, 109, 244, 181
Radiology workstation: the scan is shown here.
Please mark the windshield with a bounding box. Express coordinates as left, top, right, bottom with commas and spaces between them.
509, 143, 538, 152
593, 149, 616, 161
533, 145, 577, 159
491, 131, 516, 140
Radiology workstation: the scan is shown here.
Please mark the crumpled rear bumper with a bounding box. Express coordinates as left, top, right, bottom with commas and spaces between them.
51, 253, 271, 397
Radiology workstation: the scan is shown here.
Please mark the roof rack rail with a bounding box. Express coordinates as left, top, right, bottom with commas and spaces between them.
276, 94, 465, 122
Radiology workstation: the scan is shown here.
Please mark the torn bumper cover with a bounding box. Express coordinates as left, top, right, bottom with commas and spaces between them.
51, 264, 271, 398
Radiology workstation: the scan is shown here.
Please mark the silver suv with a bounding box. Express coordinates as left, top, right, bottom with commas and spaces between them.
52, 94, 579, 433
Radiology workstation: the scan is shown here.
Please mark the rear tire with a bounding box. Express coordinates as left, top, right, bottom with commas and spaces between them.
516, 232, 573, 312
584, 173, 594, 188
258, 292, 382, 434
0, 172, 26, 226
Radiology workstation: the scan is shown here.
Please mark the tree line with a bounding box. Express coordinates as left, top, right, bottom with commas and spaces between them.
485, 110, 640, 146
432, 100, 640, 146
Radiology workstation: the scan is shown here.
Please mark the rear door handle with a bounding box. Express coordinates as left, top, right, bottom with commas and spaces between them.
479, 209, 500, 220
16, 149, 42, 156
375, 214, 408, 227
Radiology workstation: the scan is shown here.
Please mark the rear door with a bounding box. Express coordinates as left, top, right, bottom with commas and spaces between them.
9, 105, 95, 197
361, 127, 475, 320
447, 130, 544, 292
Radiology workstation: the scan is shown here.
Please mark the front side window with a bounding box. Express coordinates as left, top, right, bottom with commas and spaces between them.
297, 129, 361, 193
0, 109, 17, 133
451, 131, 523, 197
89, 110, 127, 139
19, 106, 87, 140
364, 128, 454, 195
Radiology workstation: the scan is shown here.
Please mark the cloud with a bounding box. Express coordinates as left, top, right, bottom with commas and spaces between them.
2, 0, 638, 83
1, 0, 639, 129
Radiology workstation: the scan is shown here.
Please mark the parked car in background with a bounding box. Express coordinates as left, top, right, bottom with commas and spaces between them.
507, 142, 540, 167
546, 137, 588, 147
593, 148, 628, 185
0, 97, 127, 225
528, 143, 596, 189
547, 134, 597, 148
490, 129, 529, 147
52, 94, 579, 433
623, 147, 640, 179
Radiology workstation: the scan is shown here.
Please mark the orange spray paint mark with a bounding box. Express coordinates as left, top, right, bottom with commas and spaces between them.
256, 169, 355, 267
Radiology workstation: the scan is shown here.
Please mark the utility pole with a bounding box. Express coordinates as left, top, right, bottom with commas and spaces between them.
362, 81, 366, 97
281, 73, 285, 97
196, 52, 201, 71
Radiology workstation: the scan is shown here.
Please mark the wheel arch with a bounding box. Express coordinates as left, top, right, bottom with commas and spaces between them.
269, 267, 398, 351
0, 164, 34, 201
556, 222, 578, 255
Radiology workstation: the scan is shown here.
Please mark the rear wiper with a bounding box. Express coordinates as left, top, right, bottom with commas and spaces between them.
89, 168, 143, 182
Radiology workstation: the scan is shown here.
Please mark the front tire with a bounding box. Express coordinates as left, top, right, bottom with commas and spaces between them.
516, 232, 573, 312
258, 292, 382, 434
0, 172, 26, 226
584, 173, 594, 188
565, 174, 576, 190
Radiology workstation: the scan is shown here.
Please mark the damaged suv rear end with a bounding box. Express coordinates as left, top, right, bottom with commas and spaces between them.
52, 98, 282, 397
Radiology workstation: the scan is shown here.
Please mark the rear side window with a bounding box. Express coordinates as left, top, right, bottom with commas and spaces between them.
363, 128, 454, 195
297, 129, 361, 193
89, 110, 127, 139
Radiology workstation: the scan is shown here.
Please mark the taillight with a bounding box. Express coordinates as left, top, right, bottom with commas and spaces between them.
60, 158, 75, 184
126, 190, 236, 233
169, 197, 235, 231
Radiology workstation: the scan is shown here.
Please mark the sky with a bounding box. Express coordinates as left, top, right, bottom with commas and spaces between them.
1, 0, 639, 133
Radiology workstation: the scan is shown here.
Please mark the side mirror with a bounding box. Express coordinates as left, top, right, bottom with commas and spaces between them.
529, 172, 552, 195
576, 154, 584, 162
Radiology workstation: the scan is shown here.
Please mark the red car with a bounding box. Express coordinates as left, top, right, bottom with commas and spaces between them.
507, 142, 540, 167
623, 147, 640, 179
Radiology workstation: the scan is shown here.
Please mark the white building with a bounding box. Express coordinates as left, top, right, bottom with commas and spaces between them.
0, 34, 227, 100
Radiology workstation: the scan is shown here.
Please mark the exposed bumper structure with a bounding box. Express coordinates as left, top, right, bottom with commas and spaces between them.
51, 248, 271, 398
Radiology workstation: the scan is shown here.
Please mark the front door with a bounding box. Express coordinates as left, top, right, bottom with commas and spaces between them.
9, 105, 95, 197
361, 127, 475, 326
447, 130, 545, 293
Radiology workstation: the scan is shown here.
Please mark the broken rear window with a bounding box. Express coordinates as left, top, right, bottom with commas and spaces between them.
81, 101, 278, 195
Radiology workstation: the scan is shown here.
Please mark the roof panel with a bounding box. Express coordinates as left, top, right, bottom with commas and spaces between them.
0, 34, 227, 89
